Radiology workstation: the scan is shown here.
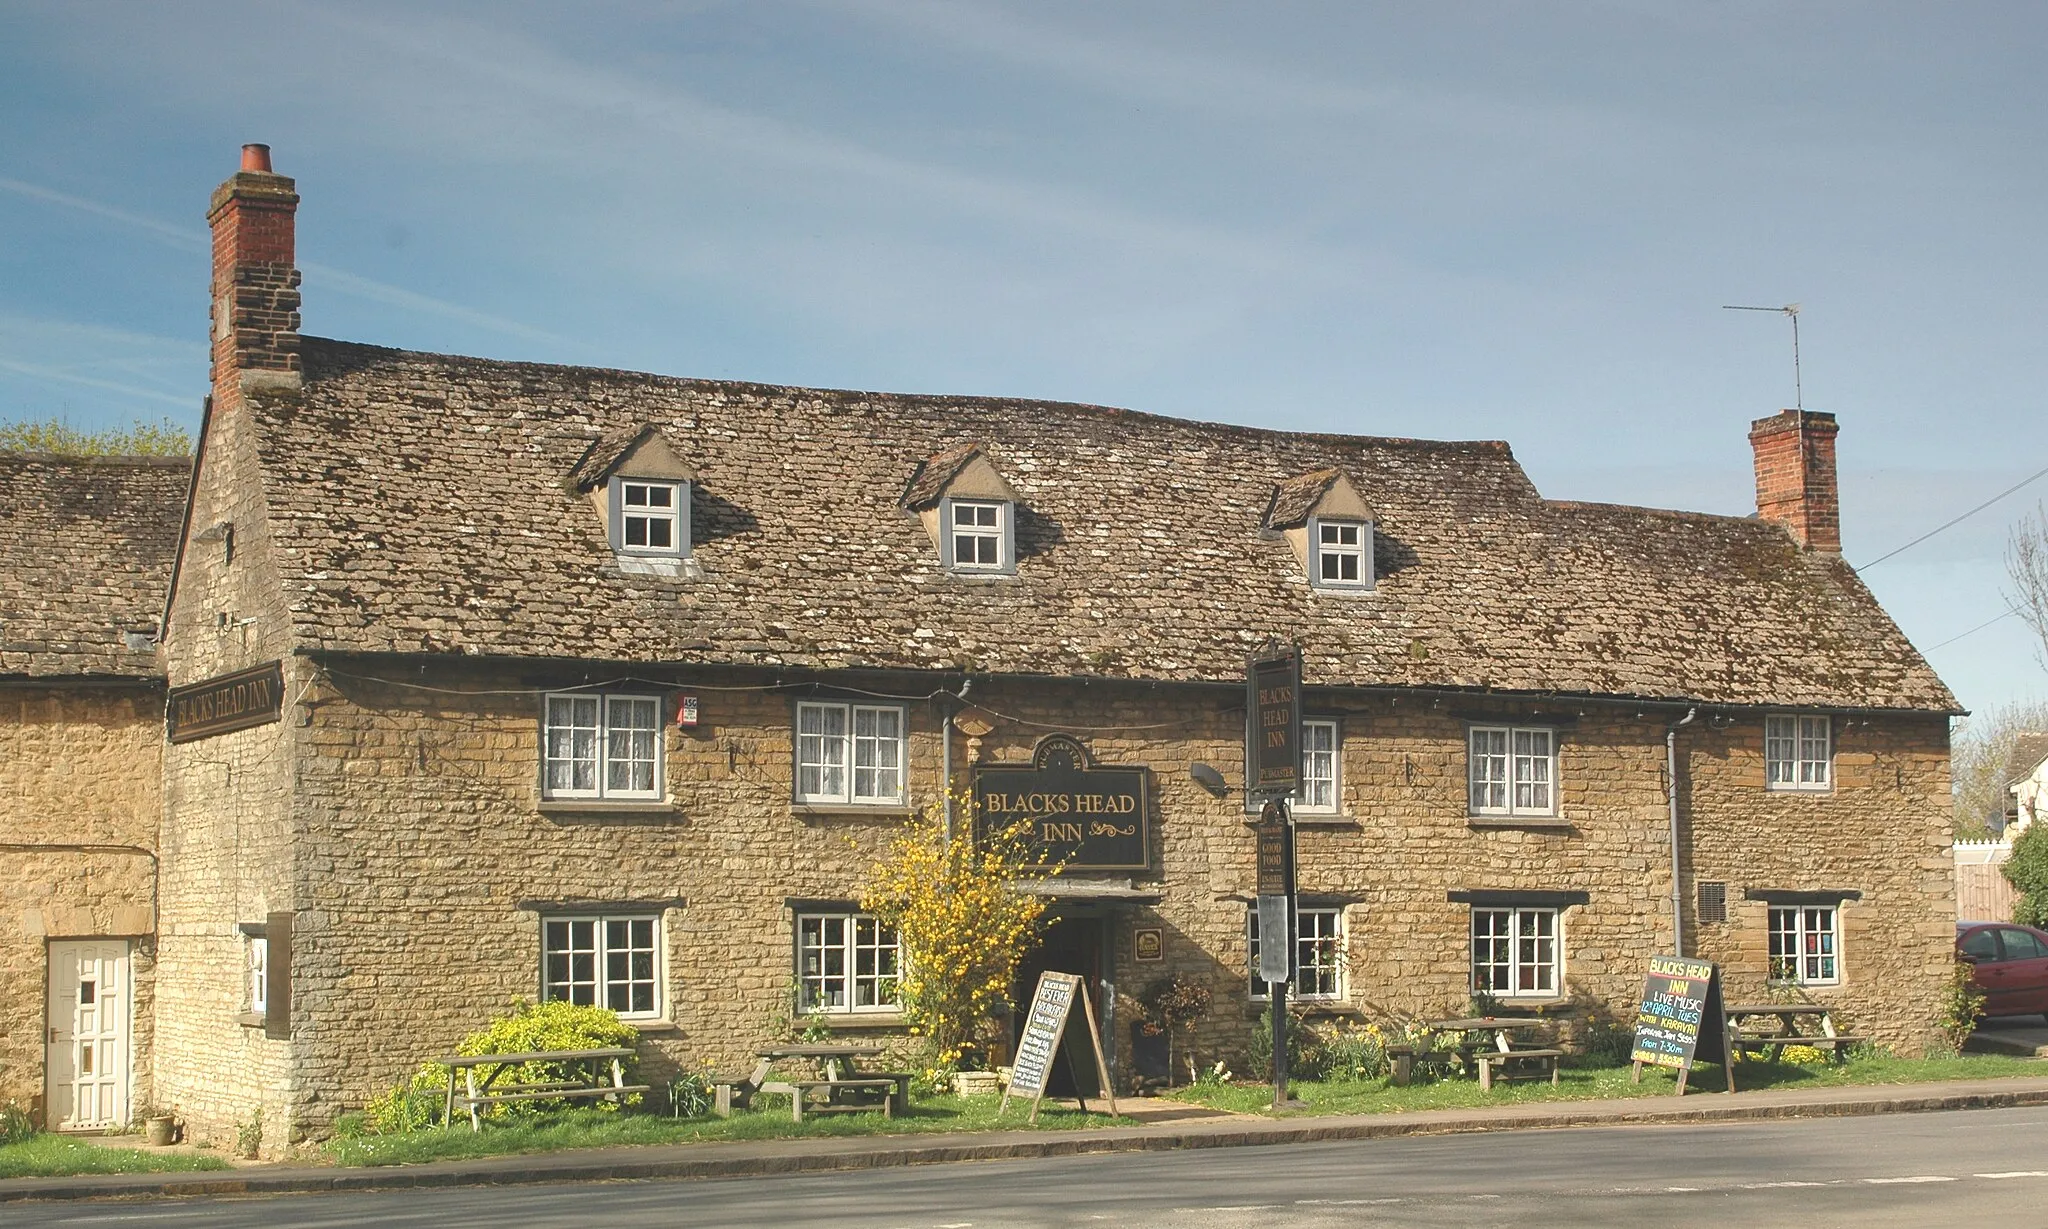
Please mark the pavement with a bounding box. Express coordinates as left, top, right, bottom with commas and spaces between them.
1964, 1014, 2048, 1056
10, 1073, 2048, 1205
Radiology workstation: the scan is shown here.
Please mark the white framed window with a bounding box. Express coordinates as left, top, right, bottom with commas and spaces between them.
1310, 517, 1371, 589
1765, 715, 1832, 791
1248, 905, 1344, 1001
1298, 719, 1339, 814
797, 913, 903, 1013
1471, 907, 1560, 997
795, 701, 906, 805
1468, 726, 1556, 816
542, 914, 663, 1018
1768, 906, 1839, 985
246, 935, 268, 1015
609, 478, 688, 557
946, 499, 1009, 571
543, 694, 662, 800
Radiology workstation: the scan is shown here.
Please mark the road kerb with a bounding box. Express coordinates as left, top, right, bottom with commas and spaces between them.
7, 1078, 2048, 1204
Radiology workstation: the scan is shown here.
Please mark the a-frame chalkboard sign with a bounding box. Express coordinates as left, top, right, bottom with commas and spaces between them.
1000, 971, 1118, 1123
1629, 955, 1735, 1094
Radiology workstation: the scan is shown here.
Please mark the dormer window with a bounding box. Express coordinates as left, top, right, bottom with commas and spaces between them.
903, 443, 1023, 578
568, 424, 698, 574
947, 499, 1009, 571
1264, 468, 1376, 594
617, 479, 684, 555
1312, 517, 1369, 588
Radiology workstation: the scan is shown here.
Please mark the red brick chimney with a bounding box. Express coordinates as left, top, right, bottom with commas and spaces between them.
207, 143, 301, 393
1748, 409, 1841, 553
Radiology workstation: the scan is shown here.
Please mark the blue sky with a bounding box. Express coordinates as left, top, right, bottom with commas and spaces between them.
3, 1, 2044, 716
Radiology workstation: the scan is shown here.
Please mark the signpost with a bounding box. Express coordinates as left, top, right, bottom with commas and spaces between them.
1628, 955, 1734, 1094
999, 971, 1117, 1123
1246, 643, 1303, 1110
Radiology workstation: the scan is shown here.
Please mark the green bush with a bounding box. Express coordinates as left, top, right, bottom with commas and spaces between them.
2005, 822, 2048, 926
364, 1000, 641, 1133
0, 1102, 35, 1146
1247, 1009, 1332, 1081
0, 417, 192, 456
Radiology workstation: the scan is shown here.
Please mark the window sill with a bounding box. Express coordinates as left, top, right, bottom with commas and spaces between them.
538, 800, 682, 818
1470, 998, 1574, 1015
808, 1012, 911, 1030
627, 1019, 681, 1035
236, 1012, 266, 1029
1247, 999, 1355, 1014
1764, 786, 1835, 796
1240, 812, 1353, 826
791, 804, 915, 821
1466, 814, 1572, 831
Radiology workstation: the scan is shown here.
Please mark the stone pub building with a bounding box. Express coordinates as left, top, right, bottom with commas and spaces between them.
5, 148, 1959, 1151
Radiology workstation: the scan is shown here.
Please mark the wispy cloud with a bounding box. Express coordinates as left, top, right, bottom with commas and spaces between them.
288, 0, 1326, 283
0, 174, 572, 346
0, 357, 192, 408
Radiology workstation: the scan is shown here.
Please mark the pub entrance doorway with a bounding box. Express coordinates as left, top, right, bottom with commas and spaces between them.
1010, 914, 1104, 1097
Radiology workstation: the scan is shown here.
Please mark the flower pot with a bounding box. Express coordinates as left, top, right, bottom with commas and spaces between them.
145, 1116, 177, 1147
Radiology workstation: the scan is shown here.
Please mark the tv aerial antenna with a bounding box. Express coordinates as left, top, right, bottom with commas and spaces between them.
1722, 303, 1802, 410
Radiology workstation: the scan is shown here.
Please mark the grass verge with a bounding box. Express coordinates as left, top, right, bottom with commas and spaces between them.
0, 1136, 232, 1180
1164, 1051, 2048, 1116
327, 1093, 1134, 1167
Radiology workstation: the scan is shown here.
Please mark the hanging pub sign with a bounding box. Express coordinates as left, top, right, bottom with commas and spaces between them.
167, 660, 285, 744
972, 734, 1149, 871
1246, 644, 1303, 799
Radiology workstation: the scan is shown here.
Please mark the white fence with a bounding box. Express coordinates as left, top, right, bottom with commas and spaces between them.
1956, 840, 2019, 922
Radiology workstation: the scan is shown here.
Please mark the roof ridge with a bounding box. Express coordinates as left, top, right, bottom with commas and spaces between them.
295, 335, 1514, 457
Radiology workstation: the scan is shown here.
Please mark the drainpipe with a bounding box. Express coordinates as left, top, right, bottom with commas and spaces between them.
942, 679, 973, 843
1666, 707, 1698, 955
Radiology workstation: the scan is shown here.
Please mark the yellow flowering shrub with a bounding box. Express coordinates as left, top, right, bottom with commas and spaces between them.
861, 799, 1054, 1066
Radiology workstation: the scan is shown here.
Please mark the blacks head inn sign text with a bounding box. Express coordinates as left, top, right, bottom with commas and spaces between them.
973, 735, 1150, 871
167, 661, 285, 743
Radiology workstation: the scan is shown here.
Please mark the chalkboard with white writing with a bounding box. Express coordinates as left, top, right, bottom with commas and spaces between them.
1629, 954, 1733, 1094
1001, 971, 1117, 1122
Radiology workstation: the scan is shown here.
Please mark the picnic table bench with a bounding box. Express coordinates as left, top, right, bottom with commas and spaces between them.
1425, 1017, 1563, 1091
439, 1046, 647, 1131
1724, 1004, 1862, 1063
713, 1044, 912, 1122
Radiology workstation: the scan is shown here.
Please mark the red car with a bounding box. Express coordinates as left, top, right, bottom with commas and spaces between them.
1956, 921, 2048, 1019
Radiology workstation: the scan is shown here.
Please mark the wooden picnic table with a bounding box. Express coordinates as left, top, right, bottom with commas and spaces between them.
715, 1044, 911, 1122
438, 1046, 647, 1131
1424, 1016, 1562, 1091
1724, 1003, 1861, 1063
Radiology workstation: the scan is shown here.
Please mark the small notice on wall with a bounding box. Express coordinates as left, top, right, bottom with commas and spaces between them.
1629, 955, 1733, 1094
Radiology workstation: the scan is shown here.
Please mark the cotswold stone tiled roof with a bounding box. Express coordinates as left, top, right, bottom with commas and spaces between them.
2008, 734, 2048, 786
900, 442, 985, 510
0, 454, 188, 679
1264, 468, 1343, 530
244, 338, 1955, 712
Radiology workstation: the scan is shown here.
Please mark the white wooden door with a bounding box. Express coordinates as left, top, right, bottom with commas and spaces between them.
47, 940, 131, 1130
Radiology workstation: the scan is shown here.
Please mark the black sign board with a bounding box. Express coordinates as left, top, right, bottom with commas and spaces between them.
1000, 971, 1116, 1123
1246, 646, 1302, 798
973, 735, 1149, 871
1629, 955, 1734, 1094
1255, 802, 1295, 897
167, 661, 285, 744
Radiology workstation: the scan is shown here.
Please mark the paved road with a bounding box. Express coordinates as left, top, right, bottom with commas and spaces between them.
18, 1106, 2048, 1227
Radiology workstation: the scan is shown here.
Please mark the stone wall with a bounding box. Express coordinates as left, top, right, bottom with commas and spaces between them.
234, 662, 1950, 1137
153, 385, 305, 1156
0, 684, 162, 1121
